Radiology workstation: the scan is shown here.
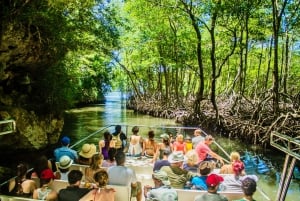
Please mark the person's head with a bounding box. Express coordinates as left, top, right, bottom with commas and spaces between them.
168, 151, 185, 167
148, 130, 155, 139
94, 169, 109, 188
58, 155, 73, 172
230, 151, 241, 162
132, 126, 139, 134
90, 154, 104, 170
176, 134, 184, 142
194, 129, 202, 136
160, 133, 170, 145
115, 151, 126, 165
68, 170, 83, 185
152, 170, 170, 187
206, 174, 224, 192
34, 155, 50, 178
40, 168, 55, 186
241, 177, 257, 196
204, 135, 214, 145
79, 143, 97, 159
61, 136, 70, 146
185, 150, 199, 167
233, 160, 245, 176
185, 135, 192, 142
104, 131, 112, 140
198, 161, 213, 176
115, 125, 122, 133
16, 163, 28, 177
107, 148, 116, 161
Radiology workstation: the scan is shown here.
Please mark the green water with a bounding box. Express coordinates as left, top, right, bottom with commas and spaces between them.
60, 92, 300, 201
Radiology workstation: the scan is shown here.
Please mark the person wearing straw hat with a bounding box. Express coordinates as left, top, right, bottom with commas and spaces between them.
56, 155, 73, 181
194, 173, 228, 201
195, 135, 224, 165
78, 143, 97, 165
143, 170, 178, 201
160, 151, 197, 189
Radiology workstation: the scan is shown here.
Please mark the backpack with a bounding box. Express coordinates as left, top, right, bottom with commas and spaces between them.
112, 133, 122, 149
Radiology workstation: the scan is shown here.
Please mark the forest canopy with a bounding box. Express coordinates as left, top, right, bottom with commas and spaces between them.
1, 0, 299, 143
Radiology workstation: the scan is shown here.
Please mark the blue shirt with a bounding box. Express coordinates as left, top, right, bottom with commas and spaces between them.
191, 176, 208, 190
54, 146, 78, 162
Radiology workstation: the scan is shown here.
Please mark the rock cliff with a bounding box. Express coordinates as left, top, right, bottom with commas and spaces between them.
0, 22, 63, 151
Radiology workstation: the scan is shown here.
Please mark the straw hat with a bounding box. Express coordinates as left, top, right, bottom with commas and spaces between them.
79, 143, 97, 159
168, 151, 186, 163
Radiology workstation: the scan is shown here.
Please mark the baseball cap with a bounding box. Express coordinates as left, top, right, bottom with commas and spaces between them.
40, 168, 56, 180
206, 174, 224, 187
61, 136, 70, 146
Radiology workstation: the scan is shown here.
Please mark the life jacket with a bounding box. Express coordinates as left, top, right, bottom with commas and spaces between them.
112, 133, 122, 149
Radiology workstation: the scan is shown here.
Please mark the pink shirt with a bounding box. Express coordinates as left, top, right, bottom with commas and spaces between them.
195, 141, 211, 162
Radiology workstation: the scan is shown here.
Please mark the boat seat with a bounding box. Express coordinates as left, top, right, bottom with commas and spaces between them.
0, 195, 41, 201
176, 189, 244, 201
55, 162, 89, 173
49, 180, 131, 201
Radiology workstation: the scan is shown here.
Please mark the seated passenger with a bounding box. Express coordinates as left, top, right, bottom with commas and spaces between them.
33, 169, 57, 201
153, 149, 170, 172
78, 143, 97, 165
56, 155, 73, 181
54, 136, 78, 163
85, 154, 104, 183
185, 135, 193, 152
160, 151, 196, 189
191, 161, 214, 190
195, 135, 224, 166
102, 148, 117, 167
58, 170, 90, 201
232, 177, 257, 201
98, 131, 113, 160
31, 155, 54, 180
173, 134, 186, 154
153, 134, 173, 162
142, 130, 158, 158
107, 151, 142, 201
8, 163, 36, 198
194, 174, 228, 201
79, 169, 115, 201
220, 151, 245, 175
143, 170, 178, 201
183, 150, 199, 173
128, 126, 143, 157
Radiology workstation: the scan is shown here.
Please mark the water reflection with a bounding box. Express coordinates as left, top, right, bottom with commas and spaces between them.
61, 92, 300, 201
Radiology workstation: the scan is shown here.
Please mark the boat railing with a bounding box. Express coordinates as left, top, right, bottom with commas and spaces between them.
0, 119, 16, 136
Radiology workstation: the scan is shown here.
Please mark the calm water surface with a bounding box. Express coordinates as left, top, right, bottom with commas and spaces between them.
61, 92, 300, 201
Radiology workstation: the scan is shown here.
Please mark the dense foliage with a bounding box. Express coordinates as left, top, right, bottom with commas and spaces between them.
0, 0, 120, 114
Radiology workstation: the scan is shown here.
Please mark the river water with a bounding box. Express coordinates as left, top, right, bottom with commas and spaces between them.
60, 92, 299, 201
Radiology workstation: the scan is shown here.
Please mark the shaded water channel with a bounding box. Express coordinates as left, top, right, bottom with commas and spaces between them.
60, 92, 300, 201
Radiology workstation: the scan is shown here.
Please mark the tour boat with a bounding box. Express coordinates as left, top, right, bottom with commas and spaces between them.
0, 124, 284, 201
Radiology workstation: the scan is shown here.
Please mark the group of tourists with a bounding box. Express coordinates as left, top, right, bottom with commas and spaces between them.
5, 125, 259, 201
